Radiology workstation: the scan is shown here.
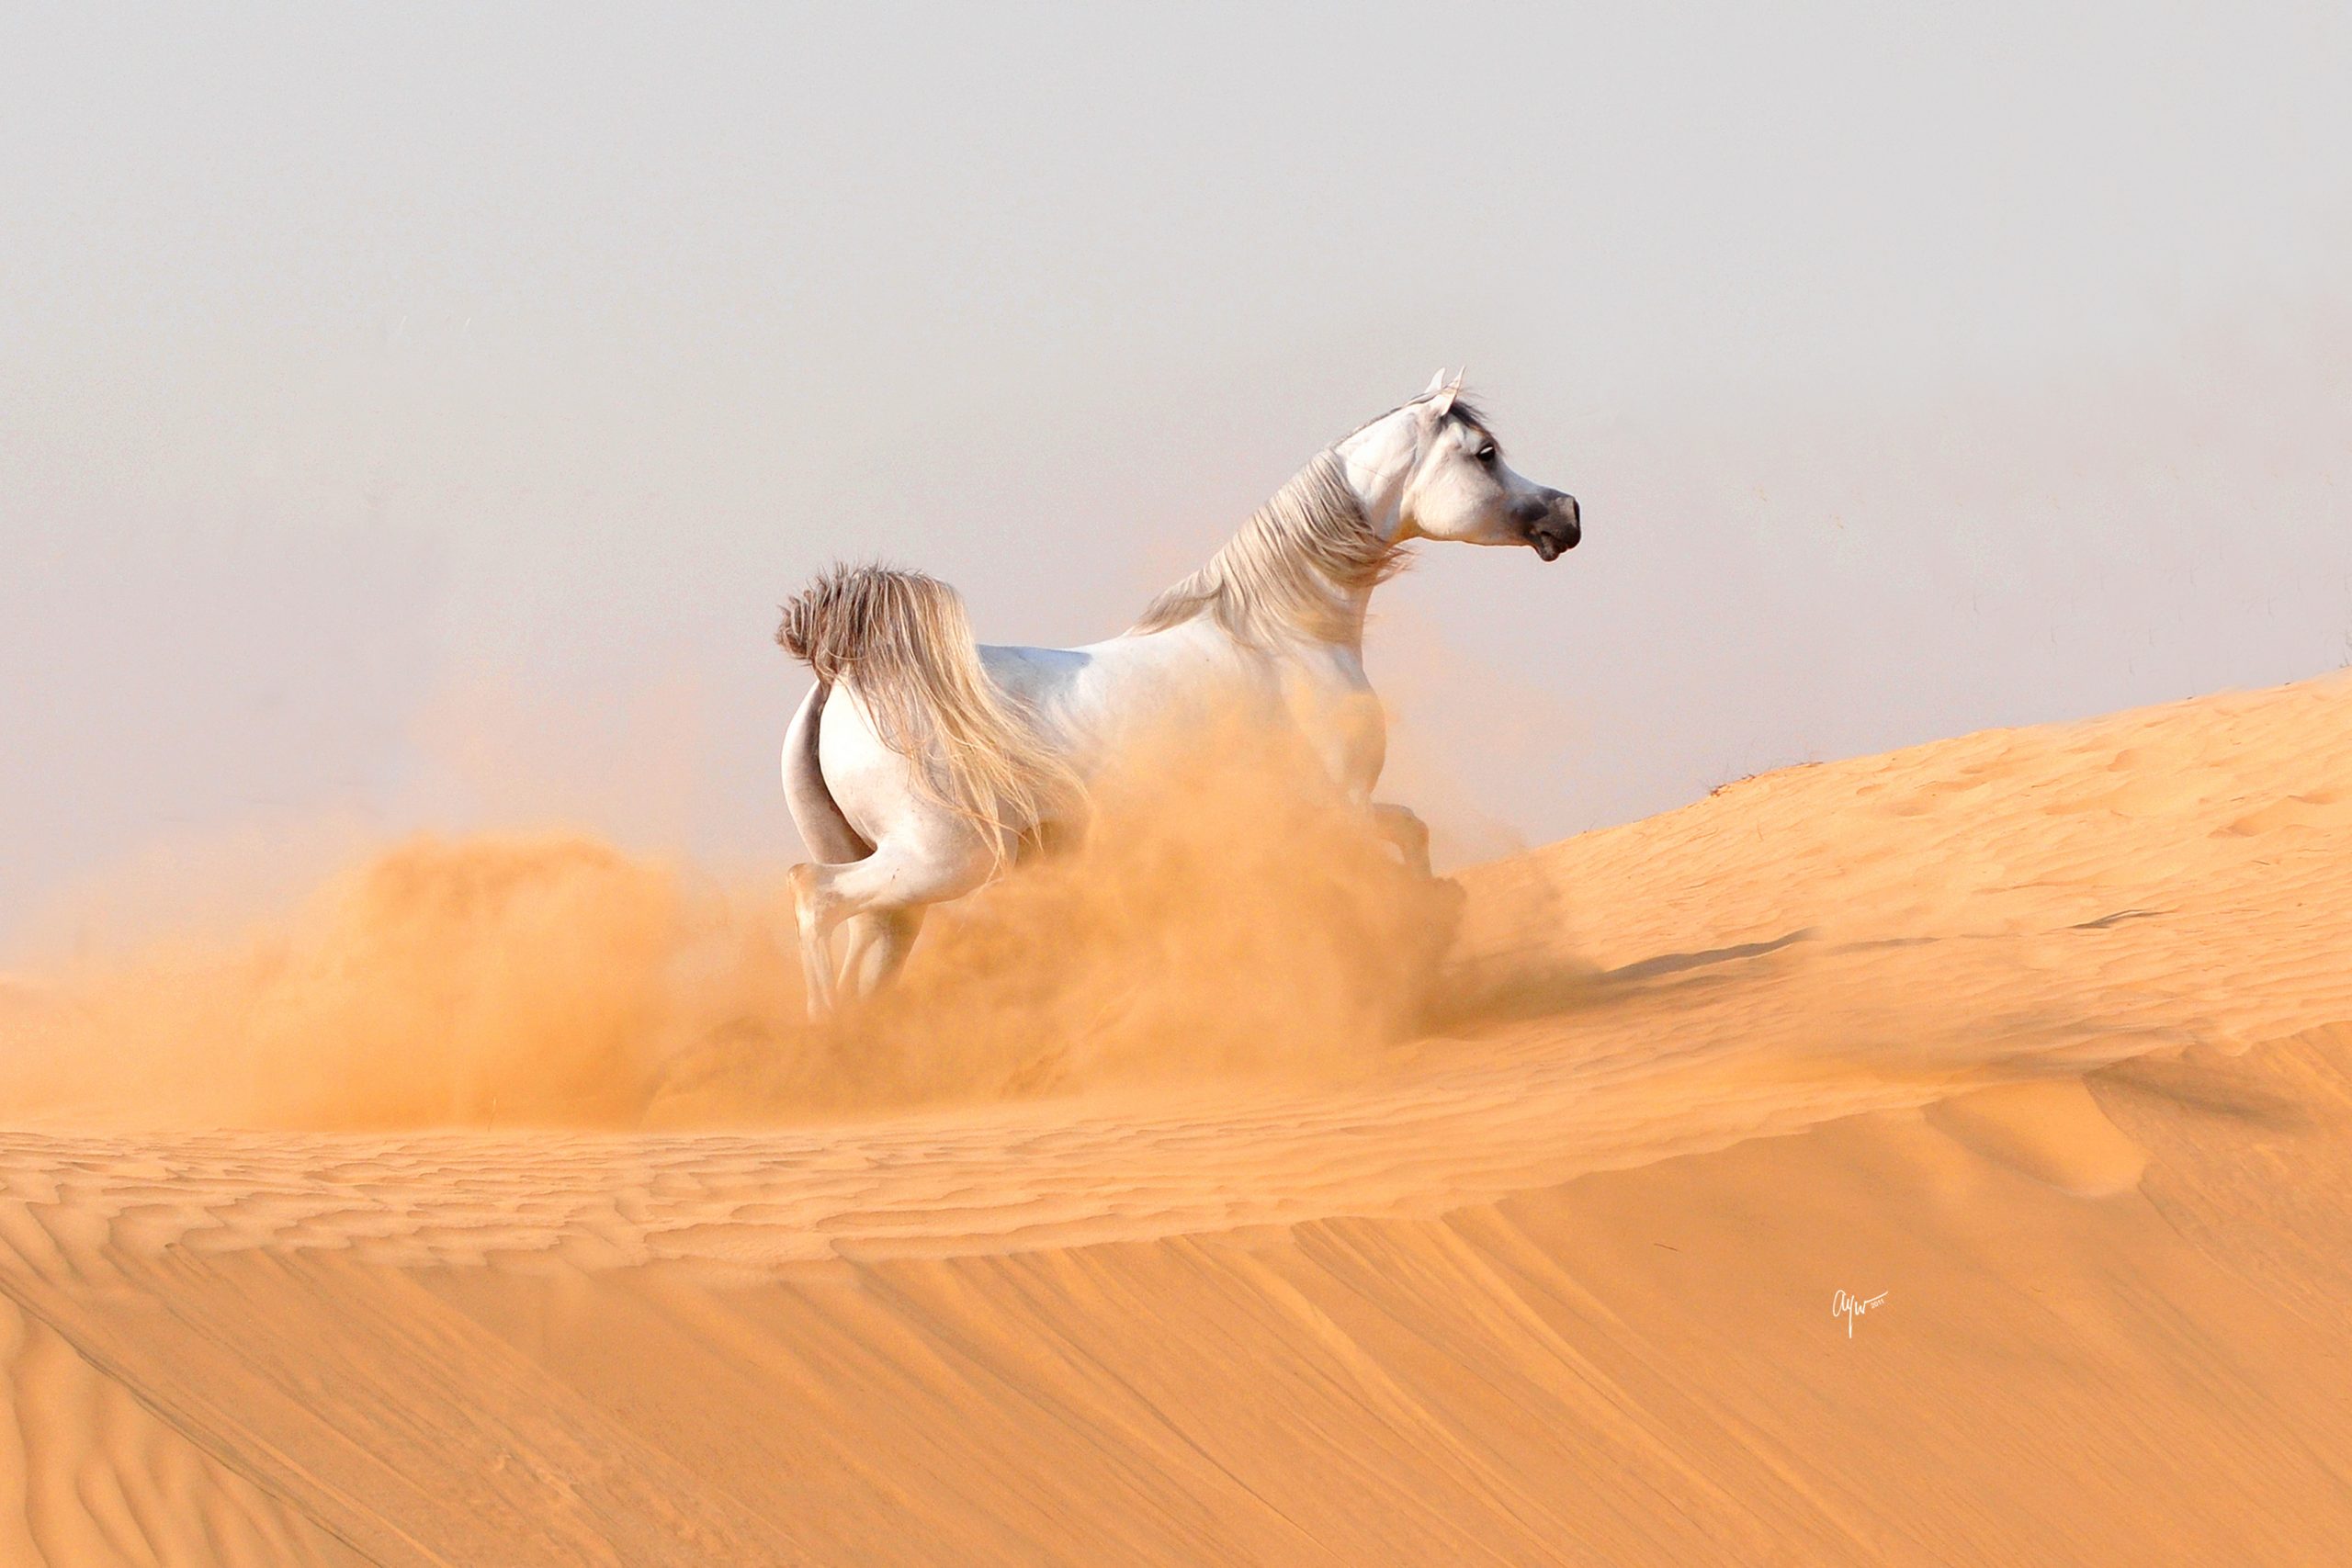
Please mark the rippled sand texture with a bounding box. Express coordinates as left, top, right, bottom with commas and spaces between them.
3, 671, 2349, 1564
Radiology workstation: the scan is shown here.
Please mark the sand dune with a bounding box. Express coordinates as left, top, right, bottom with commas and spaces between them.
3, 672, 2350, 1563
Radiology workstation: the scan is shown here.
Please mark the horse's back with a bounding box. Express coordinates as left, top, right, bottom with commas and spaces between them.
810, 622, 1359, 845
978, 641, 1094, 710
980, 626, 1261, 752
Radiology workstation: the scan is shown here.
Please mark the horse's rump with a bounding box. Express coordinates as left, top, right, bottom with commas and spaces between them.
776, 564, 1075, 857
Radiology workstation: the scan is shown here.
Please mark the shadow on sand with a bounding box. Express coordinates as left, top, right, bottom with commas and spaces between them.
1425, 927, 1821, 1035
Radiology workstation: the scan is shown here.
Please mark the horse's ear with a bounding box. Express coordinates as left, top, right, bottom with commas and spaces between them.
1426, 377, 1459, 422
1422, 368, 1448, 397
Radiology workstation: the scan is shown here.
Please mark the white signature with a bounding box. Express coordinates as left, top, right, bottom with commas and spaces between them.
1831, 1289, 1887, 1337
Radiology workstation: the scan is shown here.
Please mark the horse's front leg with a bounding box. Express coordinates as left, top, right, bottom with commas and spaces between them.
1296, 681, 1437, 884
1371, 801, 1434, 880
1372, 801, 1466, 973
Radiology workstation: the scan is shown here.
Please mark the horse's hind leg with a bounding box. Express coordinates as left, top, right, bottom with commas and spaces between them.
788, 863, 843, 1017
837, 908, 926, 998
791, 833, 991, 1019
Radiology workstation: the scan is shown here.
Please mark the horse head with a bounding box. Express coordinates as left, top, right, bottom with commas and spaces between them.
1373, 371, 1581, 560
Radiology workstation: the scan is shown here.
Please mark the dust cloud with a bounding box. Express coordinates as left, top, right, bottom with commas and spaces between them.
0, 716, 1464, 1130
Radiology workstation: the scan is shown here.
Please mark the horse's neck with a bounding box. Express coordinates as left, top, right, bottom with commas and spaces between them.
1128, 406, 1421, 659
1302, 411, 1417, 650
1333, 409, 1418, 544
1250, 448, 1391, 656
1136, 438, 1406, 656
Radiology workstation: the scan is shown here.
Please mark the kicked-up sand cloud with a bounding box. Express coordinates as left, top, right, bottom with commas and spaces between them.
0, 718, 1461, 1130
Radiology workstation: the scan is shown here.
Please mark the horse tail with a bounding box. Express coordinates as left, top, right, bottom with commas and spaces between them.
775, 563, 1074, 860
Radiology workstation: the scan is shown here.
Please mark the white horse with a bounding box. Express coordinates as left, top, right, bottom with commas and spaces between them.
775, 374, 1580, 1015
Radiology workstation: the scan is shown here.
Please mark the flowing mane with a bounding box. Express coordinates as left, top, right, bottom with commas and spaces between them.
1130, 448, 1407, 647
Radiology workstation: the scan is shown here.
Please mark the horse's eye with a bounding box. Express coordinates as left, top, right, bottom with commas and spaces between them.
1476, 444, 1498, 464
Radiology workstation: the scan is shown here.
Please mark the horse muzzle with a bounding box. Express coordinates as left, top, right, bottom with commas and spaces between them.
1525, 492, 1580, 561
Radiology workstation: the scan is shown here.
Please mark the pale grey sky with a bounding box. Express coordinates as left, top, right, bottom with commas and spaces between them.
5, 3, 2349, 950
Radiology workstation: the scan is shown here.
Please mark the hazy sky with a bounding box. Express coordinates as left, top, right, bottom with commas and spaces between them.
6, 4, 2349, 951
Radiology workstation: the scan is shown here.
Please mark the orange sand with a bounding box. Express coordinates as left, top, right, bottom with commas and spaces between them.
3, 671, 2350, 1564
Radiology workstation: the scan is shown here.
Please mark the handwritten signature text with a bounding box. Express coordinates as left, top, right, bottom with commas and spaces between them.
1831, 1289, 1888, 1337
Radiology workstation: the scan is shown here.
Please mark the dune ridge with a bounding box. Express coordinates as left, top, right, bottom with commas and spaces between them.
2, 671, 2349, 1563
